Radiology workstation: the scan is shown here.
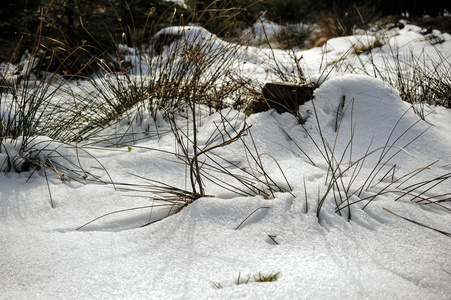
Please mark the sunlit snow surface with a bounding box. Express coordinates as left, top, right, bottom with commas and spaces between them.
1, 23, 451, 299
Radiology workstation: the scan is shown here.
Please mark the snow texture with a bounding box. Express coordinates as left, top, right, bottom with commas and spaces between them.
1, 22, 450, 299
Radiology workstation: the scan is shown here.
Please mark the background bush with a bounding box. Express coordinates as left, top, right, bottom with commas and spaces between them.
263, 0, 324, 23
0, 0, 188, 64
1, 0, 448, 66
0, 0, 41, 62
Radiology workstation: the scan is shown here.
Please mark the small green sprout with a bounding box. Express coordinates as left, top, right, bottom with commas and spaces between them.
213, 271, 280, 289
253, 272, 280, 282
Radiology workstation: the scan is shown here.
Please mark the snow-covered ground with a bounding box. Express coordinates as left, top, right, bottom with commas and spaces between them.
1, 22, 450, 299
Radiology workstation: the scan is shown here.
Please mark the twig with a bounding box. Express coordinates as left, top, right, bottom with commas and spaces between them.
383, 207, 451, 238
235, 206, 270, 230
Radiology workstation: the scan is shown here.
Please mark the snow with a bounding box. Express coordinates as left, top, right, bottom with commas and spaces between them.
164, 0, 187, 9
242, 17, 284, 45
1, 22, 451, 299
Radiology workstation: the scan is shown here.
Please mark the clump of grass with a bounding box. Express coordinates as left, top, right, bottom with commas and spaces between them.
253, 271, 280, 282
0, 42, 74, 173
72, 4, 296, 229
373, 45, 451, 111
351, 36, 384, 54
270, 20, 451, 223
316, 27, 451, 115
77, 109, 293, 229
61, 4, 260, 146
212, 271, 280, 289
290, 93, 451, 222
0, 10, 122, 205
0, 42, 106, 208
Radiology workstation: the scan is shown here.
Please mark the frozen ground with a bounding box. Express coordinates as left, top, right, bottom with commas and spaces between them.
1, 22, 450, 299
